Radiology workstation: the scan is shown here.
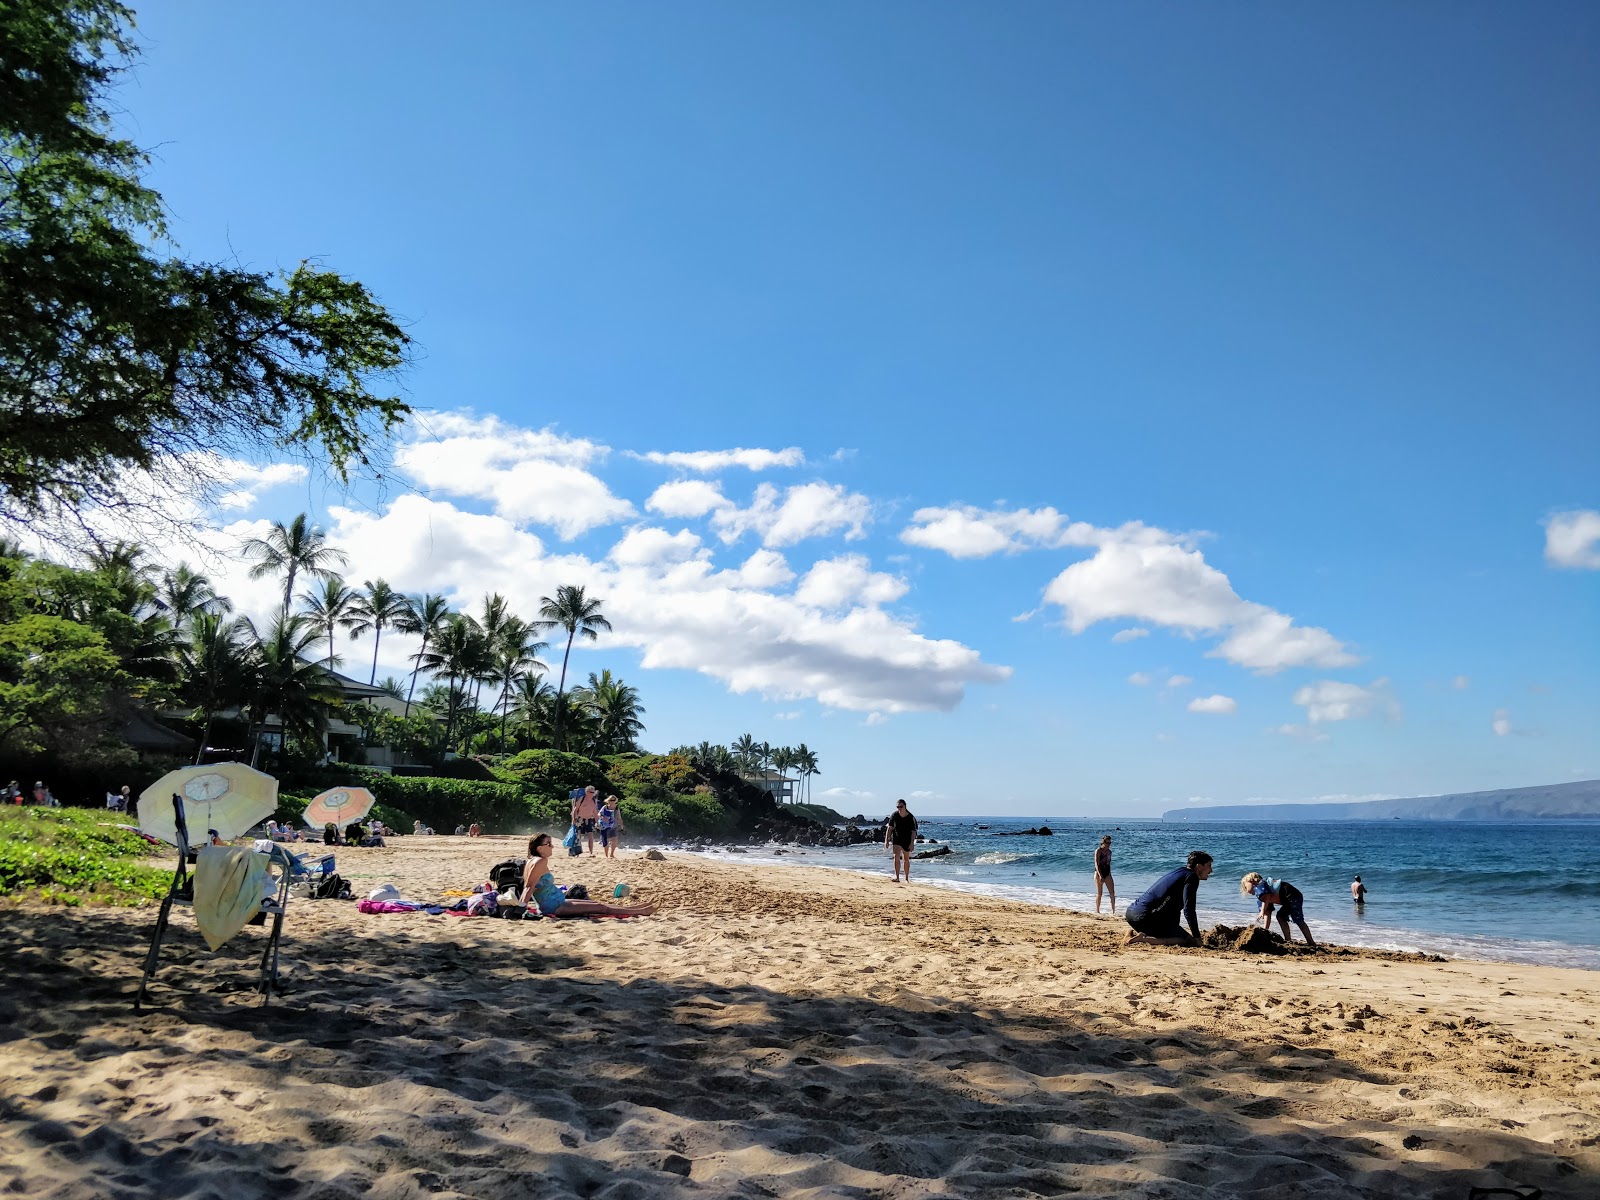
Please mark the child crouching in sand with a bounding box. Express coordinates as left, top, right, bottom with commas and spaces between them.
1241, 872, 1317, 947
522, 834, 657, 918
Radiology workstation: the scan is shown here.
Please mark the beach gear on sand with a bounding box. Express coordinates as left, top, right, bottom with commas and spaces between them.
193, 846, 270, 951
613, 883, 632, 899
368, 883, 401, 903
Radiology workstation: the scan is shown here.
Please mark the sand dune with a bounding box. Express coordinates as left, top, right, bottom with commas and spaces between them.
1, 836, 1595, 1198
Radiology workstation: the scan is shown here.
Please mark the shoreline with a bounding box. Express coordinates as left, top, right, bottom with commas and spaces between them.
650, 837, 1600, 973
1, 837, 1596, 1197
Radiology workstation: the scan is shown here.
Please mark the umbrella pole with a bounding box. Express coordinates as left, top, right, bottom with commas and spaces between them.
257, 911, 285, 1005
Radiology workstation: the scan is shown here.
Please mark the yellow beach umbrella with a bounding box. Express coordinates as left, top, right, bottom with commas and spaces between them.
139, 763, 280, 847
302, 786, 376, 830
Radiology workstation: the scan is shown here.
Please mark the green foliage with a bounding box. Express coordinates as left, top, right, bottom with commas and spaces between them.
501, 749, 604, 799
0, 805, 168, 905
0, 611, 125, 754
0, 0, 410, 533
341, 769, 536, 833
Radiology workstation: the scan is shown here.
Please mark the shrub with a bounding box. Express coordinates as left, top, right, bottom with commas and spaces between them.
501, 750, 605, 800
0, 807, 169, 905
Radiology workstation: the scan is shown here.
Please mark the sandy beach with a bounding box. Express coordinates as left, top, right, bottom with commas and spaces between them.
1, 836, 1596, 1199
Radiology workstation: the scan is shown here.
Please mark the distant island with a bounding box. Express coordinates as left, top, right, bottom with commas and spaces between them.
1164, 779, 1600, 822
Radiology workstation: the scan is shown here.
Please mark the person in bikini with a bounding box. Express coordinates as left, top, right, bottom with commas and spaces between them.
885, 799, 918, 883
521, 834, 656, 918
1094, 835, 1116, 914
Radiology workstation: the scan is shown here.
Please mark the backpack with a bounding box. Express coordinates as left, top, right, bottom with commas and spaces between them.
489, 858, 526, 892
314, 872, 352, 900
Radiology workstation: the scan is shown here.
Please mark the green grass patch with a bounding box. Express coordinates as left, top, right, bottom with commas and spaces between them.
0, 807, 171, 906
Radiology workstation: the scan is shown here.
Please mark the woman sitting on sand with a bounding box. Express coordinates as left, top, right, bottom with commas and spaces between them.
521, 834, 657, 918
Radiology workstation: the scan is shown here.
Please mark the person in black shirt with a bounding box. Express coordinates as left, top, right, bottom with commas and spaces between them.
885, 799, 918, 883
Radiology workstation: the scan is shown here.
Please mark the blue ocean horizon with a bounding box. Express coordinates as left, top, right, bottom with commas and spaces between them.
699, 816, 1600, 970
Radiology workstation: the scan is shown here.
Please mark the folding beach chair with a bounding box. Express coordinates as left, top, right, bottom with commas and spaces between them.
134, 793, 293, 1010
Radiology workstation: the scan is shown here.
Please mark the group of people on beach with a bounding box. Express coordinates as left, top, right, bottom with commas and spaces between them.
568, 785, 627, 858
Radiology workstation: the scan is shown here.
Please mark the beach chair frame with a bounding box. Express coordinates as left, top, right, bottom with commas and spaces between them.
134, 793, 292, 1010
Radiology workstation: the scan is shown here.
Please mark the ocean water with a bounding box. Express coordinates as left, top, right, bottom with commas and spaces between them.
696, 817, 1600, 970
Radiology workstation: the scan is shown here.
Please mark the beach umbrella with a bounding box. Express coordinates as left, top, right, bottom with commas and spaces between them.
139, 763, 280, 847
302, 786, 376, 830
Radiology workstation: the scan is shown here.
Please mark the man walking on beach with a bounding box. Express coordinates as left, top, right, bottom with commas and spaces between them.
1125, 851, 1213, 946
571, 786, 600, 856
885, 799, 918, 883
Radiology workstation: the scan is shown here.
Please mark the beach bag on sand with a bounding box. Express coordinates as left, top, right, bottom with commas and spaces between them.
562, 824, 581, 855
565, 884, 589, 900
489, 858, 526, 892
314, 872, 352, 900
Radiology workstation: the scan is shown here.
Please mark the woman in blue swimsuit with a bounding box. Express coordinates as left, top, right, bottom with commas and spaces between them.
521, 834, 657, 918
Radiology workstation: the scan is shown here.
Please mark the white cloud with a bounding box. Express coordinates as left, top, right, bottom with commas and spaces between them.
1038, 522, 1356, 674
712, 482, 871, 547
1492, 708, 1512, 737
794, 556, 908, 610
1187, 694, 1237, 714
608, 527, 704, 567
203, 458, 308, 511
1291, 678, 1399, 724
1111, 627, 1149, 643
1453, 675, 1471, 691
1166, 675, 1193, 688
396, 412, 632, 538
865, 712, 889, 726
900, 505, 1074, 559
820, 787, 875, 802
646, 479, 729, 519
1128, 672, 1153, 686
632, 447, 804, 472
1543, 509, 1600, 569
773, 711, 802, 720
734, 549, 795, 590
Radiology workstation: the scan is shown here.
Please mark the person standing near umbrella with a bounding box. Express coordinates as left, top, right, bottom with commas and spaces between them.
571, 786, 600, 856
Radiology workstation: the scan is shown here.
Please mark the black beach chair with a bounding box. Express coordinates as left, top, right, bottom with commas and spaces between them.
134, 793, 292, 1010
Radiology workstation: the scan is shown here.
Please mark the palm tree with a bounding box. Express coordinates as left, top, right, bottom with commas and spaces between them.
244, 615, 340, 767
509, 673, 554, 747
417, 613, 482, 744
243, 513, 349, 618
583, 669, 646, 754
795, 744, 819, 804
396, 593, 450, 718
348, 578, 408, 684
491, 619, 550, 749
158, 564, 228, 621
180, 611, 254, 763
535, 585, 611, 750
771, 745, 795, 803
375, 675, 406, 699
732, 733, 760, 774
299, 576, 362, 668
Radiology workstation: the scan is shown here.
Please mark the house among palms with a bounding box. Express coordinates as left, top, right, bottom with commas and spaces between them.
740, 768, 796, 804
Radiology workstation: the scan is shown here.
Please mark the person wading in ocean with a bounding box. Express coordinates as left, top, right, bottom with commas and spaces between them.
1094, 835, 1116, 914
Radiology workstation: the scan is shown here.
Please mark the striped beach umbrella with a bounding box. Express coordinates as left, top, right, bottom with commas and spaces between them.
302, 786, 376, 830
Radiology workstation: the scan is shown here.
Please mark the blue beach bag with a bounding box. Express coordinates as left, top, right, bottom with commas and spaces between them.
562, 823, 581, 855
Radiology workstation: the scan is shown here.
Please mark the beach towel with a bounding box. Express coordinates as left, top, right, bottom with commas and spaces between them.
193, 846, 270, 951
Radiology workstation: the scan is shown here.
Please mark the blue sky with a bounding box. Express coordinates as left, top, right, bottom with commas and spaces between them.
113, 2, 1597, 815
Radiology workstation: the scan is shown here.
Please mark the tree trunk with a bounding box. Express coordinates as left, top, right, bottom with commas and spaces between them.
552, 629, 575, 750
403, 629, 430, 719
194, 712, 214, 765
369, 624, 381, 685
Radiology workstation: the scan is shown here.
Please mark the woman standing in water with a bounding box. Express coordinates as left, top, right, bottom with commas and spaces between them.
1094, 835, 1116, 914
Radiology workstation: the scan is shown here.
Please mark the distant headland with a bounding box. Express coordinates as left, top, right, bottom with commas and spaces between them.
1163, 779, 1600, 822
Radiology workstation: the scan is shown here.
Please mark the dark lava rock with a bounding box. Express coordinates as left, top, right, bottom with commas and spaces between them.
913, 845, 951, 859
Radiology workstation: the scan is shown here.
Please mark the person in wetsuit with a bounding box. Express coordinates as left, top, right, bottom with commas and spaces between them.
1125, 850, 1214, 946
885, 799, 918, 883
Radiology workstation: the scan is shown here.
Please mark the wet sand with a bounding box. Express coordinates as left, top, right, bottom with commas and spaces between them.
1, 835, 1596, 1198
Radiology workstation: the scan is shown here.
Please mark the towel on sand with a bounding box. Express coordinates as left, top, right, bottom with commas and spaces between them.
194, 846, 269, 950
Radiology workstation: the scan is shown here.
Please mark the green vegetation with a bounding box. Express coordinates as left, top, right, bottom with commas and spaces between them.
0, 806, 168, 905
1, 0, 410, 538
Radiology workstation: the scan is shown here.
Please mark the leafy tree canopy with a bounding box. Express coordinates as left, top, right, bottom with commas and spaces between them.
0, 0, 410, 540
